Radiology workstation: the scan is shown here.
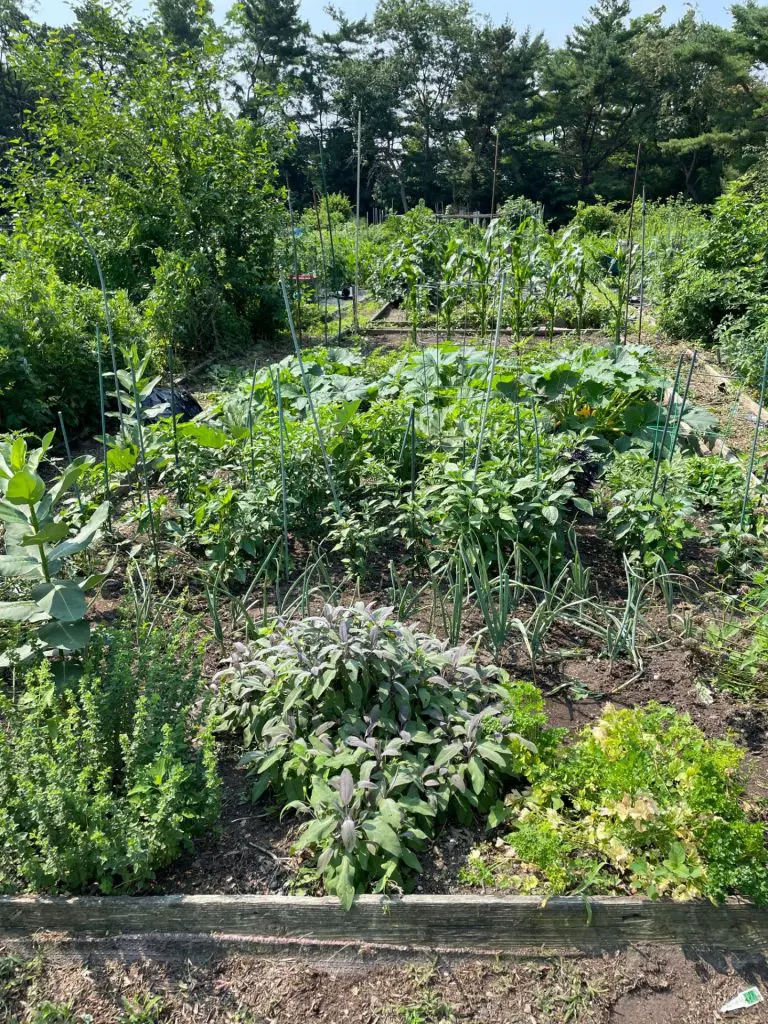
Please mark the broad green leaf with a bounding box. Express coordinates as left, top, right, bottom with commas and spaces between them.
362, 818, 402, 858
571, 497, 594, 516
0, 554, 43, 578
49, 459, 92, 508
468, 754, 486, 795
32, 581, 88, 623
6, 469, 45, 506
434, 741, 463, 769
336, 854, 356, 910
21, 522, 69, 547
0, 600, 38, 622
48, 502, 109, 567
0, 501, 29, 526
9, 437, 27, 472
38, 618, 91, 652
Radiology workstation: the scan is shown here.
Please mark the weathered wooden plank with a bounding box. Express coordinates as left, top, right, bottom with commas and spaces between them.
1, 895, 767, 952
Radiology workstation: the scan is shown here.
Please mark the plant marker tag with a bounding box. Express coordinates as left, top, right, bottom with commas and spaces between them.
720, 987, 763, 1013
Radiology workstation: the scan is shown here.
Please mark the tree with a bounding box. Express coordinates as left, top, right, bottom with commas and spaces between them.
373, 0, 476, 205
5, 1, 287, 358
543, 0, 664, 205
229, 0, 308, 119
454, 21, 548, 209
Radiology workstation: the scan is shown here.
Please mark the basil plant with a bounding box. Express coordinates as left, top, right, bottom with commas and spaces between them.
0, 433, 109, 666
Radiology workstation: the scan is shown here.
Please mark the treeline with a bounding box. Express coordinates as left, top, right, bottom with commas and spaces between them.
2, 0, 768, 220
235, 0, 768, 215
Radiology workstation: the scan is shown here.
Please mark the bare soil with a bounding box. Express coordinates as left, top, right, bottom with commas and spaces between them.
3, 943, 768, 1023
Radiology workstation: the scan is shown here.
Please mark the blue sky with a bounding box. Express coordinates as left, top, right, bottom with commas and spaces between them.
30, 0, 734, 43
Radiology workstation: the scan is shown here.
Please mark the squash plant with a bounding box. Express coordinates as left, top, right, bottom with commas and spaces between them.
0, 433, 109, 665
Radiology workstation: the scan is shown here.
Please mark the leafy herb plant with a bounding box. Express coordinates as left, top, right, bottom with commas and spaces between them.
216, 603, 549, 907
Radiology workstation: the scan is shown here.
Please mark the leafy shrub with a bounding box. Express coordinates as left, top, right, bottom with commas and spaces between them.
714, 306, 768, 388
0, 619, 220, 893
217, 603, 550, 907
0, 249, 140, 433
497, 195, 541, 224
570, 200, 621, 236
464, 704, 768, 903
657, 170, 768, 382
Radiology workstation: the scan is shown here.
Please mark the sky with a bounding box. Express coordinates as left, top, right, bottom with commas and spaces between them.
30, 0, 735, 44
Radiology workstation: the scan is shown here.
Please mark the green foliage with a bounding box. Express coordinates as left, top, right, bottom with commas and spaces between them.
2, 0, 284, 418
466, 704, 768, 903
570, 200, 620, 235
658, 170, 768, 384
0, 617, 220, 893
0, 433, 110, 666
601, 450, 763, 570
0, 250, 140, 434
704, 571, 768, 696
602, 451, 698, 568
217, 603, 549, 907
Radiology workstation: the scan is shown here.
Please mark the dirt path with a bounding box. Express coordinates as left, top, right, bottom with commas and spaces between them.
3, 942, 768, 1023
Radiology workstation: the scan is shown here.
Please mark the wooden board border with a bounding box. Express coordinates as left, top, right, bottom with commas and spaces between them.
2, 895, 767, 953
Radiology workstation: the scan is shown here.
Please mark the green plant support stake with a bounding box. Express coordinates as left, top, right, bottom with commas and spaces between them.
530, 398, 541, 482
637, 185, 647, 342
247, 357, 259, 487
312, 191, 330, 347
740, 343, 768, 529
473, 273, 507, 484
67, 212, 126, 439
167, 342, 182, 501
316, 121, 343, 344
286, 177, 303, 344
661, 350, 697, 495
650, 352, 685, 500
128, 354, 161, 572
409, 405, 417, 505
56, 410, 86, 517
280, 278, 341, 514
95, 325, 111, 527
270, 366, 290, 572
